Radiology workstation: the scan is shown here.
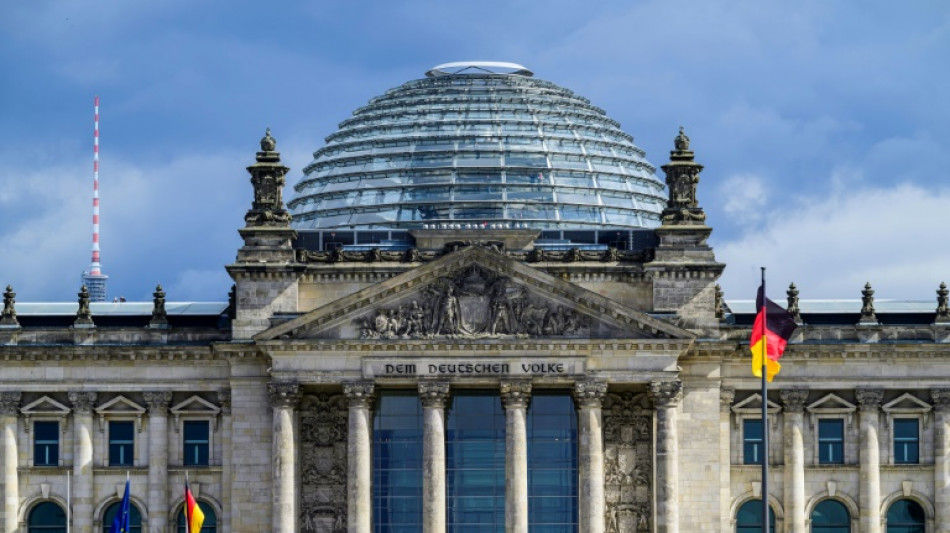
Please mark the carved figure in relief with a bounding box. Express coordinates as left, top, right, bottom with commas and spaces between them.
489, 278, 512, 334
605, 506, 619, 533
435, 287, 461, 334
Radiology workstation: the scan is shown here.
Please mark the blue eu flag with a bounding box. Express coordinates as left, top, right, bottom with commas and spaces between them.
110, 479, 131, 533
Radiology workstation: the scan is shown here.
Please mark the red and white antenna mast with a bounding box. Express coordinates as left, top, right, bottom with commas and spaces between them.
82, 96, 108, 301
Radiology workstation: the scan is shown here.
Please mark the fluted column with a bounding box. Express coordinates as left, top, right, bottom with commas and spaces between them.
419, 382, 449, 533
344, 382, 375, 533
501, 380, 531, 533
270, 383, 301, 533
780, 389, 808, 533
650, 380, 682, 533
857, 388, 884, 533
933, 389, 950, 533
144, 391, 172, 533
719, 388, 735, 533
69, 391, 97, 533
1, 392, 20, 533
574, 380, 607, 533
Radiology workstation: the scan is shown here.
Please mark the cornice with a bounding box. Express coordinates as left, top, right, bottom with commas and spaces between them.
254, 338, 694, 355
0, 344, 222, 362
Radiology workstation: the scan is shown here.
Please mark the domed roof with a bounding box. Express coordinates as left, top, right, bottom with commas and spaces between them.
288, 62, 667, 230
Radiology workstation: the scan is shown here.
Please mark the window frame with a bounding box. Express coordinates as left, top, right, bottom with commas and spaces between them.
182, 420, 211, 467
107, 420, 135, 467
881, 393, 932, 466
32, 420, 61, 468
742, 418, 765, 465
730, 394, 782, 466
892, 417, 920, 465
816, 418, 846, 465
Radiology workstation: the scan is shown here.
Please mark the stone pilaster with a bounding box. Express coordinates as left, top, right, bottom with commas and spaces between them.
1, 392, 20, 533
780, 389, 808, 533
143, 391, 172, 533
650, 380, 682, 533
501, 380, 531, 533
68, 391, 97, 533
933, 389, 950, 533
719, 388, 735, 533
574, 380, 607, 533
270, 382, 301, 533
218, 390, 232, 533
344, 382, 375, 533
856, 388, 884, 533
418, 382, 449, 533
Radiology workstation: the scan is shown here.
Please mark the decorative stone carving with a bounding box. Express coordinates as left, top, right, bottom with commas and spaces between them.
859, 282, 878, 325
74, 285, 94, 327
936, 282, 950, 324
294, 245, 651, 264
574, 380, 608, 407
143, 391, 173, 414
500, 380, 532, 409
603, 392, 653, 532
780, 389, 809, 413
149, 284, 169, 328
856, 388, 884, 410
720, 388, 736, 413
217, 390, 231, 415
299, 394, 348, 532
244, 128, 292, 227
343, 382, 375, 407
0, 391, 21, 415
714, 284, 725, 320
649, 381, 682, 408
354, 265, 590, 339
787, 283, 802, 323
269, 382, 301, 408
418, 381, 450, 408
660, 127, 706, 226
932, 389, 950, 412
68, 391, 97, 414
0, 285, 18, 327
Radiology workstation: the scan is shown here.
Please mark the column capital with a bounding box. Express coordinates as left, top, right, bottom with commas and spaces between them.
932, 388, 950, 412
143, 391, 173, 414
856, 388, 884, 410
649, 380, 682, 408
500, 380, 532, 409
0, 391, 21, 415
780, 389, 809, 413
720, 387, 736, 413
217, 390, 231, 414
418, 381, 450, 408
574, 380, 607, 408
344, 381, 375, 408
269, 382, 301, 408
68, 391, 97, 414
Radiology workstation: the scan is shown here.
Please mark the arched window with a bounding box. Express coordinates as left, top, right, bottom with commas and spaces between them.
812, 500, 850, 533
28, 502, 67, 533
101, 502, 142, 533
736, 500, 775, 533
176, 502, 216, 533
886, 499, 925, 533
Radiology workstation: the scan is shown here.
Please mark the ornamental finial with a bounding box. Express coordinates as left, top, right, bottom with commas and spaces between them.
260, 127, 277, 152
858, 282, 878, 325
674, 126, 690, 151
1, 285, 18, 326
936, 282, 950, 324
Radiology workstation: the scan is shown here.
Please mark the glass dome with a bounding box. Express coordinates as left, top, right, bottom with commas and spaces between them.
288, 62, 667, 230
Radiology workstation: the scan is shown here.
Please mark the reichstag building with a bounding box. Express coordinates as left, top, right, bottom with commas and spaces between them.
1, 61, 947, 533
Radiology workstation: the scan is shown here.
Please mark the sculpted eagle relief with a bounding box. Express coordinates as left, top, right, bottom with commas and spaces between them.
355, 265, 590, 339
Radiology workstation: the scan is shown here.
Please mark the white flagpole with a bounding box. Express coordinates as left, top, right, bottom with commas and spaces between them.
66, 470, 71, 533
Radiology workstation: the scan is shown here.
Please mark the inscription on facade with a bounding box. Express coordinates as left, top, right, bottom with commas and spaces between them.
365, 358, 583, 378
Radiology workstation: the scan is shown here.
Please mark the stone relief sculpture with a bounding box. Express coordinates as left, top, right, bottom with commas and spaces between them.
603, 392, 653, 533
355, 265, 590, 339
299, 394, 348, 533
294, 245, 654, 264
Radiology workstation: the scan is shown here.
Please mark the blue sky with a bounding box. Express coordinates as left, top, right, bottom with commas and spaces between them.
1, 0, 949, 304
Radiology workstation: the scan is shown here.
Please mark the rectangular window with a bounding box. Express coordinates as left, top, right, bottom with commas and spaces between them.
527, 393, 578, 532
109, 421, 135, 466
183, 421, 210, 466
373, 392, 423, 532
743, 419, 764, 465
34, 421, 59, 466
817, 419, 845, 464
893, 418, 919, 464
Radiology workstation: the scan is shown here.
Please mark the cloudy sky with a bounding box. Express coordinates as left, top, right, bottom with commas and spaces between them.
1, 0, 948, 304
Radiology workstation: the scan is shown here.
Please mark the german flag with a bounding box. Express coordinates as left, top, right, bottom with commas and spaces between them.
184, 478, 205, 533
750, 284, 797, 382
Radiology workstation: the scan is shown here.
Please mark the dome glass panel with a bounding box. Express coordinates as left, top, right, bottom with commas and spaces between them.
288, 63, 667, 230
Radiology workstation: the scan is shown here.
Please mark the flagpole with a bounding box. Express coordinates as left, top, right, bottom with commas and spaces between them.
760, 266, 769, 533
66, 470, 71, 533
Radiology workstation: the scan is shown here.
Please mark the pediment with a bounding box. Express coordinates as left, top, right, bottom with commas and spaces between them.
732, 393, 782, 415
21, 396, 70, 416
882, 393, 931, 414
95, 395, 146, 433
256, 245, 693, 342
170, 395, 221, 432
806, 393, 856, 413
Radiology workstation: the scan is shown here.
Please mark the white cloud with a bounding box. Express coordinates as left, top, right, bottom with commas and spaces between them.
718, 174, 768, 224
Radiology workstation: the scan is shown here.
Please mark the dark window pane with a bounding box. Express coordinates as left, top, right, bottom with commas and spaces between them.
183, 421, 209, 466
743, 419, 763, 465
176, 502, 216, 533
28, 502, 66, 533
735, 500, 775, 533
34, 421, 59, 466
447, 391, 505, 532
102, 502, 143, 533
109, 421, 135, 467
818, 419, 845, 465
812, 500, 850, 533
893, 419, 919, 464
373, 392, 423, 533
886, 499, 925, 533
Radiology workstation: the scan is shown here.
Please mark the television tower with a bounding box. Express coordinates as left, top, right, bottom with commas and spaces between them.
82, 96, 108, 301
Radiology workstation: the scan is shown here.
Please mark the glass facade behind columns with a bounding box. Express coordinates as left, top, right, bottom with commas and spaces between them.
528, 393, 578, 532
447, 392, 506, 532
373, 392, 424, 532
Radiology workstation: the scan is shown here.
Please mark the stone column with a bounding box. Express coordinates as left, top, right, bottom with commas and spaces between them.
501, 380, 531, 533
218, 391, 232, 533
650, 380, 682, 533
933, 389, 950, 533
780, 389, 809, 533
144, 391, 172, 533
574, 380, 607, 533
418, 382, 449, 533
344, 382, 375, 533
857, 388, 884, 533
1, 392, 20, 533
68, 391, 97, 533
270, 382, 301, 533
719, 388, 735, 533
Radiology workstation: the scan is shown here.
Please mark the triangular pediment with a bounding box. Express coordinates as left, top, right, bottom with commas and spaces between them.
882, 393, 931, 414
806, 393, 856, 413
732, 393, 782, 415
96, 395, 146, 415
171, 395, 220, 416
256, 245, 693, 342
21, 396, 70, 416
